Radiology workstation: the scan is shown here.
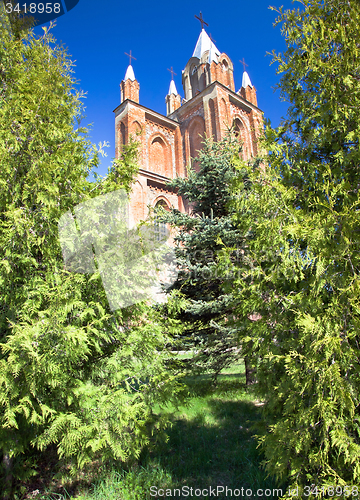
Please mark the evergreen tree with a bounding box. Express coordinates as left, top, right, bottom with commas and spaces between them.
0, 15, 182, 496
157, 135, 248, 383
226, 0, 360, 494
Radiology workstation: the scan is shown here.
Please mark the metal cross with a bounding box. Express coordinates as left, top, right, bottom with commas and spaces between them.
239, 58, 248, 72
125, 50, 136, 65
167, 67, 177, 80
195, 12, 208, 30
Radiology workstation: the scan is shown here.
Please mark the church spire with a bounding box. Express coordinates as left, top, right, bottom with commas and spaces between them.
168, 79, 178, 96
192, 29, 220, 60
192, 12, 220, 61
239, 58, 253, 88
242, 70, 253, 89
167, 67, 178, 95
238, 59, 257, 106
166, 67, 181, 115
124, 64, 136, 82
124, 50, 137, 80
182, 16, 234, 99
120, 51, 139, 103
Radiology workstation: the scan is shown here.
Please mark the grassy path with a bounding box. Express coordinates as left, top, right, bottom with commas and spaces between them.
70, 362, 285, 500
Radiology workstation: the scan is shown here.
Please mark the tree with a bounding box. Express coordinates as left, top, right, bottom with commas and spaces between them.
157, 135, 249, 383
225, 0, 360, 494
0, 15, 182, 497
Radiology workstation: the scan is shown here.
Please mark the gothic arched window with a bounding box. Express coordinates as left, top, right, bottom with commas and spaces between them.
154, 199, 170, 242
209, 99, 217, 140
120, 122, 126, 148
233, 118, 248, 159
233, 118, 243, 138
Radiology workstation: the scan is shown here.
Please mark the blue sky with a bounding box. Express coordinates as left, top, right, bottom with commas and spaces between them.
33, 0, 296, 180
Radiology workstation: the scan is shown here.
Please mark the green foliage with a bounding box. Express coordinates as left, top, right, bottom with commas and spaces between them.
73, 467, 173, 500
57, 361, 282, 500
225, 0, 360, 494
0, 15, 183, 495
157, 135, 246, 381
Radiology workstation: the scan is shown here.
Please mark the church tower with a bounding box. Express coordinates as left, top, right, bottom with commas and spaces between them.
113, 16, 263, 229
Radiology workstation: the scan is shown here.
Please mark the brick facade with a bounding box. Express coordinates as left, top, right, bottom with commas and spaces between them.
113, 29, 263, 229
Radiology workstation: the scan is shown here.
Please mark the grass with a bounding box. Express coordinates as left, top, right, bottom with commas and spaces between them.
24, 361, 286, 500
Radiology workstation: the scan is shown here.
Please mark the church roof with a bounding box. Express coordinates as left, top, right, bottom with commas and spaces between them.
124, 64, 136, 81
192, 29, 221, 60
168, 79, 178, 96
242, 70, 253, 88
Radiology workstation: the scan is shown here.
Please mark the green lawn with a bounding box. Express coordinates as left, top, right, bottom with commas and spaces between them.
29, 361, 286, 500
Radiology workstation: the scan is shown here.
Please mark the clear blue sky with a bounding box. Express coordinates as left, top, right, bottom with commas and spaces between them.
33, 0, 296, 180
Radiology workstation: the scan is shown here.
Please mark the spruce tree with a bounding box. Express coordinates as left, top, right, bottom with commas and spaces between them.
226, 0, 360, 494
157, 135, 248, 383
0, 14, 182, 496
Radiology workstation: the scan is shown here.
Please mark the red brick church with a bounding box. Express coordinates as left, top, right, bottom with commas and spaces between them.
113, 19, 263, 229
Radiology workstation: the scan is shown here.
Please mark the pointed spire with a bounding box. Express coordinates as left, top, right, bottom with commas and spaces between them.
166, 74, 181, 114
121, 55, 139, 103
242, 70, 253, 88
168, 79, 178, 96
124, 64, 136, 82
192, 29, 220, 60
167, 67, 178, 95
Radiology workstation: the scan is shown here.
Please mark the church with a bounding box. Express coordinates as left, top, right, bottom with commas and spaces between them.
113, 16, 263, 229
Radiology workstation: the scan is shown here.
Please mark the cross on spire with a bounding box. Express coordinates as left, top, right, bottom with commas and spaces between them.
209, 33, 216, 43
195, 11, 208, 30
125, 50, 136, 65
239, 58, 248, 72
167, 67, 177, 80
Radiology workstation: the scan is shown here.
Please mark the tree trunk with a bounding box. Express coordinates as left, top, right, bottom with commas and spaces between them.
2, 453, 13, 500
244, 355, 257, 385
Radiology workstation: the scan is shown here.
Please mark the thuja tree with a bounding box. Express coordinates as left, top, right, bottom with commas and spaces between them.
157, 135, 251, 383
0, 16, 182, 496
224, 0, 360, 494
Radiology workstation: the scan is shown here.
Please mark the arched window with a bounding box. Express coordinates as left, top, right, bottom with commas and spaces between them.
120, 122, 126, 147
209, 99, 217, 140
233, 118, 248, 159
190, 64, 201, 98
154, 200, 170, 242
233, 118, 243, 138
198, 70, 206, 92
221, 59, 230, 87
